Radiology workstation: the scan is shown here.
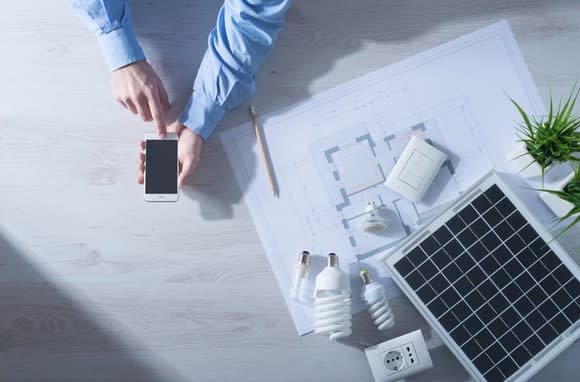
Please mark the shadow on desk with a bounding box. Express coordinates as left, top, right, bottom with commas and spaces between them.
0, 230, 173, 382
130, 0, 576, 221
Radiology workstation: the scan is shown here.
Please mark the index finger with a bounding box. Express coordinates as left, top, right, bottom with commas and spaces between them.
148, 89, 167, 138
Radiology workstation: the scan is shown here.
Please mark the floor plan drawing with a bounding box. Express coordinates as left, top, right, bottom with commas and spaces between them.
220, 22, 547, 335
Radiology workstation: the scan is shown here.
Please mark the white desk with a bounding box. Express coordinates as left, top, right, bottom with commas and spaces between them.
0, 1, 578, 381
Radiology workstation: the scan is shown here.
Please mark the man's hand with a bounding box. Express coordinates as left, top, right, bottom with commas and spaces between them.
137, 123, 204, 188
112, 60, 170, 138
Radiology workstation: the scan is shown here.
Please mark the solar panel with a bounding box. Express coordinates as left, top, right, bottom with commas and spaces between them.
382, 172, 580, 382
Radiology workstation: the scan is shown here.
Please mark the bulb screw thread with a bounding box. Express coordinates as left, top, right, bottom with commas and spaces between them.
360, 269, 373, 284
298, 250, 311, 266
327, 253, 339, 267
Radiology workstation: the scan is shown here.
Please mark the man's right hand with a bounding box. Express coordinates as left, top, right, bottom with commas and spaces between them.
112, 60, 170, 138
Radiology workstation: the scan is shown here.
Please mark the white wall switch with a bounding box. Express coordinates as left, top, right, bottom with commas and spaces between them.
384, 136, 447, 202
365, 329, 433, 382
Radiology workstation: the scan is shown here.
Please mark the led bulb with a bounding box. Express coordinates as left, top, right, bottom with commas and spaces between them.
362, 202, 387, 233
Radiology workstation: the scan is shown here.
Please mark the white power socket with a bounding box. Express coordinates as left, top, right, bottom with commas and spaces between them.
365, 330, 433, 382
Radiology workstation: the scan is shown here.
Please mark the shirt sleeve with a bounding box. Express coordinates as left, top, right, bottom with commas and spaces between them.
70, 0, 146, 71
179, 0, 291, 140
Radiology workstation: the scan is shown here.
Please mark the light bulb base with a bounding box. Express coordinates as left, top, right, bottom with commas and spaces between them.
327, 253, 339, 267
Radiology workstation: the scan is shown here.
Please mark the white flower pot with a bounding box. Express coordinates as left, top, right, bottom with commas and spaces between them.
539, 172, 576, 218
507, 142, 546, 178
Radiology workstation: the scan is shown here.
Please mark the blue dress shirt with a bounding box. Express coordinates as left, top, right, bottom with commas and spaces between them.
70, 0, 291, 139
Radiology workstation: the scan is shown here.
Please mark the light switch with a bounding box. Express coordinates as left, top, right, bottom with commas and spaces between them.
384, 136, 447, 202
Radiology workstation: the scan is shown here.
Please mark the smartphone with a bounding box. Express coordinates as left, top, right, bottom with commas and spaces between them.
144, 133, 179, 202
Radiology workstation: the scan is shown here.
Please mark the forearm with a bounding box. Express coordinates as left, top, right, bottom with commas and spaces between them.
179, 0, 292, 139
70, 0, 145, 71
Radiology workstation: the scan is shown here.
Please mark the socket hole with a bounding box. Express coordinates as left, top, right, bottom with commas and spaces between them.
386, 360, 390, 363
411, 358, 414, 363
406, 346, 410, 351
409, 353, 412, 356
396, 356, 399, 360
394, 366, 398, 371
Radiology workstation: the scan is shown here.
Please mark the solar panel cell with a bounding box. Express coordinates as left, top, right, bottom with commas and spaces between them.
470, 218, 490, 237
468, 242, 488, 262
405, 269, 426, 289
481, 231, 501, 252
442, 262, 462, 283
472, 194, 493, 214
473, 352, 494, 374
459, 205, 479, 224
497, 357, 518, 379
505, 234, 527, 255
490, 268, 511, 289
496, 220, 516, 241
432, 249, 453, 268
450, 324, 471, 345
433, 225, 453, 245
483, 367, 504, 382
563, 302, 580, 322
465, 290, 486, 310
524, 335, 544, 356
456, 252, 477, 273
513, 321, 533, 342
500, 330, 520, 351
427, 299, 448, 317
420, 236, 440, 255
475, 327, 494, 349
418, 259, 438, 280
442, 288, 461, 307
506, 210, 527, 231
417, 283, 437, 304
483, 208, 503, 228
484, 184, 504, 203
462, 338, 483, 359
467, 266, 486, 286
496, 197, 516, 217
512, 345, 533, 366
444, 239, 464, 259
537, 323, 559, 344
407, 247, 427, 266
447, 215, 466, 233
394, 256, 414, 277
458, 228, 478, 248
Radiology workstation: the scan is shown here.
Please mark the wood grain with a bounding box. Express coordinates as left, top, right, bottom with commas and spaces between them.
0, 1, 578, 381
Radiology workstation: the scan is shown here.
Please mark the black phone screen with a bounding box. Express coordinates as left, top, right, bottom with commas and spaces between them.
145, 139, 178, 194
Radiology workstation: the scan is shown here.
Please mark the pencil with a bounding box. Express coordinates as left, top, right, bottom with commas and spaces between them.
249, 105, 278, 198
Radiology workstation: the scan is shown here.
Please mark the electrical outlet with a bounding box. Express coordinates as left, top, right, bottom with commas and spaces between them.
365, 330, 433, 382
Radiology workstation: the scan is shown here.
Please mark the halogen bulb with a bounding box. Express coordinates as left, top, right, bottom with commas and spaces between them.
289, 251, 312, 303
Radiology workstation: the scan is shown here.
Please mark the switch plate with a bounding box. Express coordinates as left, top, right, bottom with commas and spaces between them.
384, 136, 447, 202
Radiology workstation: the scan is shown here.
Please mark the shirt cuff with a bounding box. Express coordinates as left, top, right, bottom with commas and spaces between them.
97, 25, 146, 71
178, 90, 226, 140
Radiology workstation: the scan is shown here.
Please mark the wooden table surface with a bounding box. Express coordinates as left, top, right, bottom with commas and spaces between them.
1, 1, 578, 381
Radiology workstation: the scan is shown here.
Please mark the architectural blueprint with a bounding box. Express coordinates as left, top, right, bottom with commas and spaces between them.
220, 21, 549, 335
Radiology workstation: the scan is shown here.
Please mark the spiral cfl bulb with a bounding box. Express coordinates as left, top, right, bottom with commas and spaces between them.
314, 253, 352, 341
360, 269, 395, 331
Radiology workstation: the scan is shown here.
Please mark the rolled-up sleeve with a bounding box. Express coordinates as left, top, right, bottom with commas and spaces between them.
70, 0, 145, 71
179, 0, 291, 140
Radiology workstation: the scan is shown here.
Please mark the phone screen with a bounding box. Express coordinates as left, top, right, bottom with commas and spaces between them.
145, 139, 178, 194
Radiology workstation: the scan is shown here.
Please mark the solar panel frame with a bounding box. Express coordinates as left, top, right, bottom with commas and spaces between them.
382, 172, 580, 382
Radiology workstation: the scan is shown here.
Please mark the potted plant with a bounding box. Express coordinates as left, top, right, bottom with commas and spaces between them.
539, 166, 579, 236
507, 86, 580, 179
